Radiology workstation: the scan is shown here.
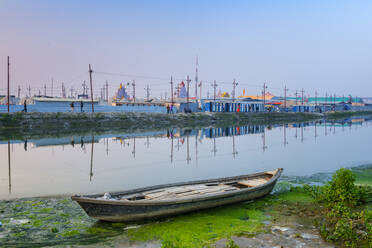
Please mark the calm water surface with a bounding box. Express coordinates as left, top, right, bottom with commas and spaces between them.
1, 118, 371, 200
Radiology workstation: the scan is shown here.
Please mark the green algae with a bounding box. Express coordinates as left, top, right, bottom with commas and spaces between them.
126, 191, 314, 248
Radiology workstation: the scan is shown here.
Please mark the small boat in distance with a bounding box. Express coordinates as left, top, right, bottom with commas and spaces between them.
72, 168, 283, 222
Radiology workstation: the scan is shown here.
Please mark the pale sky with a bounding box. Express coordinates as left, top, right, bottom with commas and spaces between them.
0, 0, 371, 98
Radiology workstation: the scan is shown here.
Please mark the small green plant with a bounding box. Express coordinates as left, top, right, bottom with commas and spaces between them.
312, 168, 371, 247
225, 238, 239, 248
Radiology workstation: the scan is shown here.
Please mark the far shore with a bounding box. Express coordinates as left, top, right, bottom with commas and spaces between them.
0, 110, 371, 140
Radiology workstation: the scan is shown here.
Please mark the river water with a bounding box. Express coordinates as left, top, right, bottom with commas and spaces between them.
1, 117, 372, 200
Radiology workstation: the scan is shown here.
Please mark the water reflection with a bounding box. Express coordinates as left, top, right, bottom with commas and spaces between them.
1, 116, 372, 199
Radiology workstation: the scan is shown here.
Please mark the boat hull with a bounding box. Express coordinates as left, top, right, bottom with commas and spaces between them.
73, 169, 282, 222
76, 182, 275, 222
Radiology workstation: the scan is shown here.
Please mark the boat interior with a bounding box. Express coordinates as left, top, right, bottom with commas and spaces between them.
98, 170, 277, 202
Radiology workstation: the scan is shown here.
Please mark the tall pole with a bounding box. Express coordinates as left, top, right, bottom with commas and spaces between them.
44, 84, 47, 96
212, 80, 218, 101
170, 76, 174, 104
144, 84, 150, 101
199, 81, 202, 100
27, 85, 31, 97
301, 88, 304, 105
284, 85, 288, 109
295, 90, 298, 105
263, 83, 267, 108
17, 85, 21, 99
89, 64, 94, 112
51, 77, 54, 97
195, 56, 198, 100
232, 79, 238, 102
106, 80, 109, 103
186, 75, 191, 108
7, 56, 10, 112
132, 80, 136, 103
315, 91, 318, 106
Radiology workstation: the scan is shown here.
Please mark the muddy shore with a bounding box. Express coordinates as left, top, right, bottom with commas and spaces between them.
1, 110, 371, 140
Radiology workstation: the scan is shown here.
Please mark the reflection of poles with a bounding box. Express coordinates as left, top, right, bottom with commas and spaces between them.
333, 121, 336, 134
283, 124, 287, 147
295, 126, 298, 139
195, 135, 198, 165
176, 137, 180, 151
212, 137, 217, 156
314, 122, 317, 140
89, 136, 94, 182
132, 137, 136, 158
170, 133, 174, 163
8, 141, 11, 194
262, 128, 267, 152
146, 136, 150, 148
106, 138, 109, 156
186, 135, 191, 164
301, 126, 304, 143
232, 135, 237, 158
325, 121, 327, 136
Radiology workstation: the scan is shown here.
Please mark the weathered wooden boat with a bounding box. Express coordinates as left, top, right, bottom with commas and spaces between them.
72, 168, 283, 222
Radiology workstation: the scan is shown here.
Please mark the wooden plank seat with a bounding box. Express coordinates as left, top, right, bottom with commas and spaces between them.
237, 178, 269, 187
264, 169, 278, 176
142, 184, 240, 201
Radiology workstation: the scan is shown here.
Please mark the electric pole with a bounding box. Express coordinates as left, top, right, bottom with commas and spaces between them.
232, 79, 238, 102
7, 56, 10, 112
144, 84, 150, 101
62, 83, 66, 98
170, 76, 174, 104
195, 56, 198, 100
70, 87, 74, 98
198, 81, 202, 100
89, 64, 94, 112
132, 80, 136, 103
295, 90, 298, 105
284, 85, 288, 109
186, 75, 191, 108
82, 81, 87, 96
301, 88, 304, 105
27, 85, 31, 97
212, 80, 218, 101
263, 83, 268, 106
106, 80, 108, 103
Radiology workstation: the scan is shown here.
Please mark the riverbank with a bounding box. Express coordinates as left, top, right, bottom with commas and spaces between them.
0, 165, 370, 247
1, 110, 371, 140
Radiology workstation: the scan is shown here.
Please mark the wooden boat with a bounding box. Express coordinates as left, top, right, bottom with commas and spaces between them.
72, 168, 283, 222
